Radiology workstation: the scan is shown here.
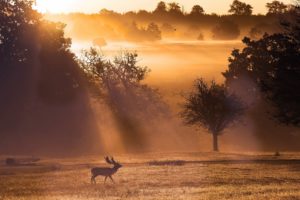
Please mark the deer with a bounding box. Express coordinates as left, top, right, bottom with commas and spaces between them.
91, 156, 122, 184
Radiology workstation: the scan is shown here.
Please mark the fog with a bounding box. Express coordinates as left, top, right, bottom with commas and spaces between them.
1, 6, 299, 156
70, 38, 300, 154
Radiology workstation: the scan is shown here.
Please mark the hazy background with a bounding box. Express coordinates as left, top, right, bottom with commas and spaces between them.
1, 0, 299, 156
35, 0, 292, 14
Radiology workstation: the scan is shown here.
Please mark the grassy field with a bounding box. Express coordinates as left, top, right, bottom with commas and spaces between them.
1, 152, 300, 200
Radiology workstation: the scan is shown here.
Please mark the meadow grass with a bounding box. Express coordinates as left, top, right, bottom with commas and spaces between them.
0, 152, 300, 200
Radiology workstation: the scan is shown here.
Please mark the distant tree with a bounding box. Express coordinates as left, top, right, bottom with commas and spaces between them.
168, 2, 182, 15
228, 0, 253, 16
137, 9, 151, 18
212, 20, 240, 40
266, 1, 288, 15
154, 1, 167, 14
181, 79, 244, 151
190, 5, 205, 16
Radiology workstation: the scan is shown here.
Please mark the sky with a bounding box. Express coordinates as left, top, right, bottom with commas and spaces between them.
35, 0, 293, 14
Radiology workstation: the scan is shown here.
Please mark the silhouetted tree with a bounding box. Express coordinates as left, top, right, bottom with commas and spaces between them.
266, 1, 288, 15
223, 9, 300, 126
168, 2, 182, 16
228, 0, 253, 16
0, 0, 100, 155
154, 1, 167, 14
79, 48, 169, 149
190, 5, 205, 16
181, 79, 244, 151
212, 20, 240, 40
0, 0, 40, 65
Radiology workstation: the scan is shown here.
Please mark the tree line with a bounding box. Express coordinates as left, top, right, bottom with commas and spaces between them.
45, 0, 296, 43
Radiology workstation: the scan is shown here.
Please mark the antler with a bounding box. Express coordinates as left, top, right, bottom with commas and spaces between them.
111, 157, 117, 164
104, 156, 113, 164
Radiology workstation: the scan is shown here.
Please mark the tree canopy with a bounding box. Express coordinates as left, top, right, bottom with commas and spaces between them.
79, 48, 169, 149
190, 5, 205, 16
223, 5, 300, 126
266, 1, 288, 15
228, 0, 253, 16
0, 0, 100, 155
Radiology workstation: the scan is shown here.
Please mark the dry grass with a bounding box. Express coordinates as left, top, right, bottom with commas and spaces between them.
0, 152, 300, 200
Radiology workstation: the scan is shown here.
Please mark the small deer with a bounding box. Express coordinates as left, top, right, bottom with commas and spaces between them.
91, 156, 122, 184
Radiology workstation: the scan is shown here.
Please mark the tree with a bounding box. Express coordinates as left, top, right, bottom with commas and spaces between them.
181, 79, 244, 151
79, 48, 169, 149
228, 0, 253, 16
266, 1, 288, 15
223, 2, 300, 126
0, 0, 100, 155
212, 20, 240, 40
223, 34, 300, 126
154, 1, 167, 14
190, 5, 205, 16
167, 2, 182, 15
0, 0, 40, 65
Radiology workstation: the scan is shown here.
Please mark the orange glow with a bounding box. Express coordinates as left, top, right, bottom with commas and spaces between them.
35, 0, 292, 14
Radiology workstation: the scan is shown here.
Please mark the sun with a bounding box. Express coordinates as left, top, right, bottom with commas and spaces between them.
35, 0, 72, 13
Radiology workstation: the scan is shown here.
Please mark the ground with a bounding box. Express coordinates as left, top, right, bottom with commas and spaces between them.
1, 152, 300, 200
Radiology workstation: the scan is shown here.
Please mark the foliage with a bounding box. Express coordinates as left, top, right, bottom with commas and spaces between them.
181, 79, 244, 151
0, 0, 40, 64
190, 5, 205, 16
223, 22, 300, 126
78, 48, 169, 149
154, 1, 167, 14
266, 1, 288, 15
224, 3, 300, 126
228, 0, 253, 16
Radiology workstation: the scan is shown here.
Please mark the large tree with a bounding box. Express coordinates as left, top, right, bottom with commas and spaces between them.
181, 79, 244, 151
228, 0, 253, 16
0, 0, 99, 155
79, 48, 169, 150
223, 3, 300, 126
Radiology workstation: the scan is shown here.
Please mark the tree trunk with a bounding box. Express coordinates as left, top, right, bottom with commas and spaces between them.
212, 133, 219, 152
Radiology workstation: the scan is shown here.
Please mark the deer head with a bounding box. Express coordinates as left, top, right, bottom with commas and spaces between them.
104, 156, 122, 169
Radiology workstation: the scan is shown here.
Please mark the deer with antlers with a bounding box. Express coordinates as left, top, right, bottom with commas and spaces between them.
91, 156, 122, 184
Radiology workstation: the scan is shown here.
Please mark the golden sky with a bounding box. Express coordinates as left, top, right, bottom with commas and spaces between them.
36, 0, 292, 14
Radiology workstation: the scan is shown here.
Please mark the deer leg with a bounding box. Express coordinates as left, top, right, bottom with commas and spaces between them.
109, 176, 115, 184
104, 176, 108, 184
91, 175, 96, 184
